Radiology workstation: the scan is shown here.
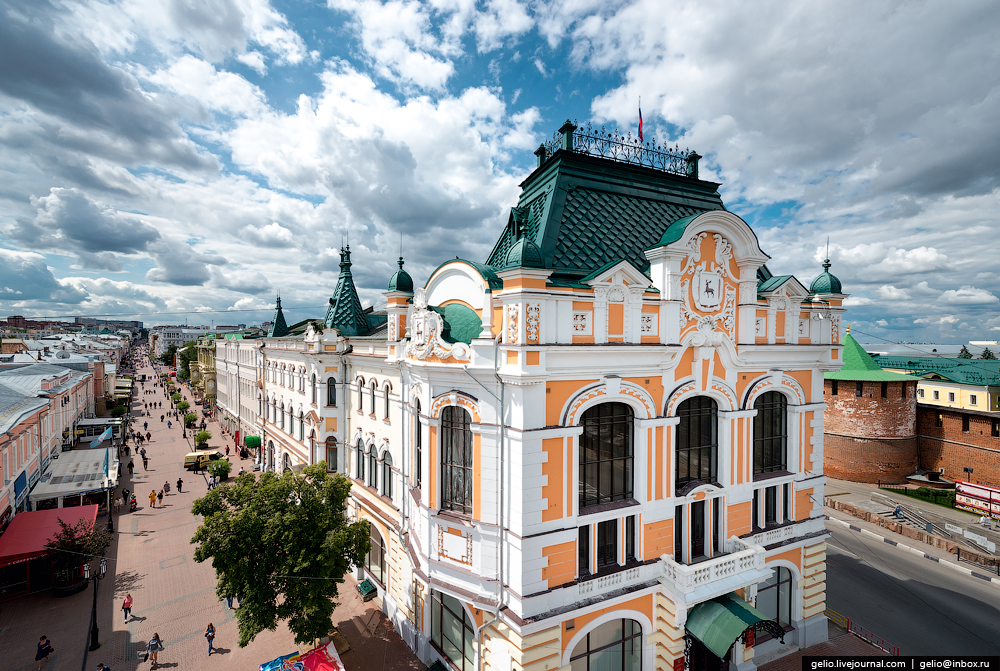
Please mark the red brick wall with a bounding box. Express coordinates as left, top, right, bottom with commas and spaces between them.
917, 406, 1000, 487
824, 434, 917, 483
823, 379, 916, 438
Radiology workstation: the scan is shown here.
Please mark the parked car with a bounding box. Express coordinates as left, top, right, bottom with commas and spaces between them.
184, 450, 223, 470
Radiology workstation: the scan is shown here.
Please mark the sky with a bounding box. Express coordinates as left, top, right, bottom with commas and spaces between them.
1, 0, 999, 343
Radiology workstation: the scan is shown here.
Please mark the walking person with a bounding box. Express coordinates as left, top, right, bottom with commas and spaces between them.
156, 490, 163, 506
146, 633, 163, 669
35, 635, 54, 670
176, 477, 183, 493
149, 490, 156, 508
205, 623, 216, 655
142, 457, 148, 471
163, 480, 170, 494
127, 460, 134, 475
122, 594, 133, 623
114, 496, 122, 514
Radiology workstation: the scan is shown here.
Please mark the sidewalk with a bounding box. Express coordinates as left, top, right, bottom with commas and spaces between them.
825, 477, 1000, 582
0, 349, 426, 671
758, 621, 887, 671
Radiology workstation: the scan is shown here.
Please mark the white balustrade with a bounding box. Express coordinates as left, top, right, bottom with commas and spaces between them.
660, 538, 766, 596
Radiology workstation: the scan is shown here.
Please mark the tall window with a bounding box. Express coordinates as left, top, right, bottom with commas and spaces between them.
369, 381, 377, 414
754, 392, 787, 475
283, 453, 291, 473
311, 374, 317, 403
327, 378, 336, 406
356, 440, 365, 481
369, 449, 378, 488
570, 619, 642, 671
597, 519, 618, 569
441, 406, 473, 515
757, 566, 793, 629
383, 385, 391, 419
357, 379, 364, 412
430, 590, 475, 671
366, 525, 386, 585
578, 526, 590, 576
676, 396, 718, 486
298, 411, 305, 441
325, 437, 337, 472
414, 400, 422, 488
579, 403, 634, 508
383, 452, 393, 500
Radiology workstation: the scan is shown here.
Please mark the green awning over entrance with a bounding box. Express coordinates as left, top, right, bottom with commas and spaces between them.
245, 436, 261, 449
686, 592, 773, 659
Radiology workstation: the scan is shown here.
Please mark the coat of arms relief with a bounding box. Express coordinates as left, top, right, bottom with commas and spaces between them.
679, 232, 737, 347
406, 288, 471, 361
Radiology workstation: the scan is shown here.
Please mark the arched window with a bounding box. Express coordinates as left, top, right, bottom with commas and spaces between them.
754, 392, 787, 475
325, 436, 337, 472
430, 590, 475, 671
369, 381, 377, 415
298, 411, 305, 441
383, 452, 393, 500
579, 403, 634, 508
383, 385, 391, 419
366, 524, 386, 586
570, 619, 642, 671
676, 396, 718, 486
327, 378, 337, 406
283, 452, 291, 473
357, 378, 365, 412
311, 374, 317, 404
414, 400, 422, 488
757, 566, 794, 630
356, 440, 365, 481
368, 448, 378, 489
441, 406, 473, 515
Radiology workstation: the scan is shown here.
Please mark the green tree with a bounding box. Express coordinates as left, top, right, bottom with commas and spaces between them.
177, 400, 190, 412
191, 465, 369, 647
171, 393, 182, 402
208, 458, 231, 480
982, 347, 997, 360
195, 430, 212, 447
109, 405, 127, 417
159, 344, 178, 366
178, 341, 198, 380
958, 345, 973, 359
184, 412, 198, 428
44, 516, 113, 585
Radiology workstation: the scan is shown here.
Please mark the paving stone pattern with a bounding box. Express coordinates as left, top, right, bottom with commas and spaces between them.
0, 350, 424, 671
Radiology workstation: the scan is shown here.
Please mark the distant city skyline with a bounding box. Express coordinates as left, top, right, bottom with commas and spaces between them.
1, 1, 998, 340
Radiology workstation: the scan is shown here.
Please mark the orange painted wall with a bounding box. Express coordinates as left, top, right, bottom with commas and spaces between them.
787, 370, 812, 403
506, 350, 518, 365
795, 487, 813, 521
493, 307, 503, 337
542, 541, 577, 589
542, 438, 564, 522
675, 347, 695, 381
566, 437, 575, 515
572, 301, 595, 344
802, 410, 814, 471
767, 547, 802, 571
546, 380, 598, 427
728, 501, 752, 537
775, 311, 786, 342
624, 376, 664, 411
608, 303, 624, 337
643, 518, 673, 560
526, 350, 540, 365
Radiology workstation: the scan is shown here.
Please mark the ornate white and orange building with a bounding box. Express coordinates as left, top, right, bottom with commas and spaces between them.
255, 121, 847, 671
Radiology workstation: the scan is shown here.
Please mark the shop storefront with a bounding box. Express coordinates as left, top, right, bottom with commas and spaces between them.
29, 449, 119, 515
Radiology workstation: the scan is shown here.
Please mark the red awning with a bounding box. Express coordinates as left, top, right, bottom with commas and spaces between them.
0, 505, 99, 568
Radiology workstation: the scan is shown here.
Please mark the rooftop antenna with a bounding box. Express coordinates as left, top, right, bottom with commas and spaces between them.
826, 236, 830, 260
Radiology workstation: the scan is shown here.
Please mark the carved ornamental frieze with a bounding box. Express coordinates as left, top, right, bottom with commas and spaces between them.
406, 288, 471, 362
679, 232, 738, 347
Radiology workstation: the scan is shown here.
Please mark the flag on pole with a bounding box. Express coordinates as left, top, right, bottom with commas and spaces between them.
90, 425, 112, 448
638, 96, 643, 142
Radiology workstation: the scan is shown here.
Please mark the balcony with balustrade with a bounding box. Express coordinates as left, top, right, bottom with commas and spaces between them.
659, 537, 771, 608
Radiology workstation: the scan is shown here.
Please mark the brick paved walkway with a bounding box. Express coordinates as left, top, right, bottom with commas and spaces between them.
757, 623, 887, 671
0, 349, 425, 671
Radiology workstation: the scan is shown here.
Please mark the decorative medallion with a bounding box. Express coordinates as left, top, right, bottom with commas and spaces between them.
406, 288, 471, 361
506, 304, 519, 343
526, 304, 540, 343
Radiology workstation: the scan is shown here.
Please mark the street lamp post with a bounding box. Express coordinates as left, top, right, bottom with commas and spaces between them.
83, 557, 108, 651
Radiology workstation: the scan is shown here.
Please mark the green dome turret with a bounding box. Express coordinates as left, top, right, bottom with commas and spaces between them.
387, 256, 414, 293
505, 237, 544, 269
810, 259, 842, 295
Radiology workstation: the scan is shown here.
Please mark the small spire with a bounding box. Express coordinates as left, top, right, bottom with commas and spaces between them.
846, 323, 851, 335
822, 258, 832, 271
398, 256, 405, 270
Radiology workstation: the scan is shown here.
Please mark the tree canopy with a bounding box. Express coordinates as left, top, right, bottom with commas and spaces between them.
958, 345, 973, 359
981, 347, 997, 360
44, 516, 112, 584
190, 464, 369, 647
159, 343, 178, 366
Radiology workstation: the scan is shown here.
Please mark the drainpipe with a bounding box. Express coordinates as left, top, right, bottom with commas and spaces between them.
466, 336, 505, 671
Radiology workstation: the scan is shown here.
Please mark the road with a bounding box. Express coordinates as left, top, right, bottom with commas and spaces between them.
825, 521, 1000, 655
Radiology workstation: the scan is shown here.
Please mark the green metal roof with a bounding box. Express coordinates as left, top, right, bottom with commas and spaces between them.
267, 297, 290, 337
429, 304, 482, 344
686, 592, 772, 659
872, 355, 1000, 386
504, 237, 545, 269
324, 246, 370, 337
825, 334, 921, 381
757, 274, 795, 293
485, 150, 725, 278
387, 257, 414, 293
809, 259, 843, 294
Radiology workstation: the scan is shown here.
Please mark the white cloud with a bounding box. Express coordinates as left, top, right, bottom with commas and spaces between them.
237, 50, 268, 75
146, 55, 267, 117
938, 286, 999, 305
876, 285, 911, 301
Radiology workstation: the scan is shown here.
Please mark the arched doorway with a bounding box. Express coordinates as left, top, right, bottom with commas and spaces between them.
570, 618, 642, 671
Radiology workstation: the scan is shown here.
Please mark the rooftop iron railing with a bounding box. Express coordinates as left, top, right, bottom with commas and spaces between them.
536, 120, 701, 178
